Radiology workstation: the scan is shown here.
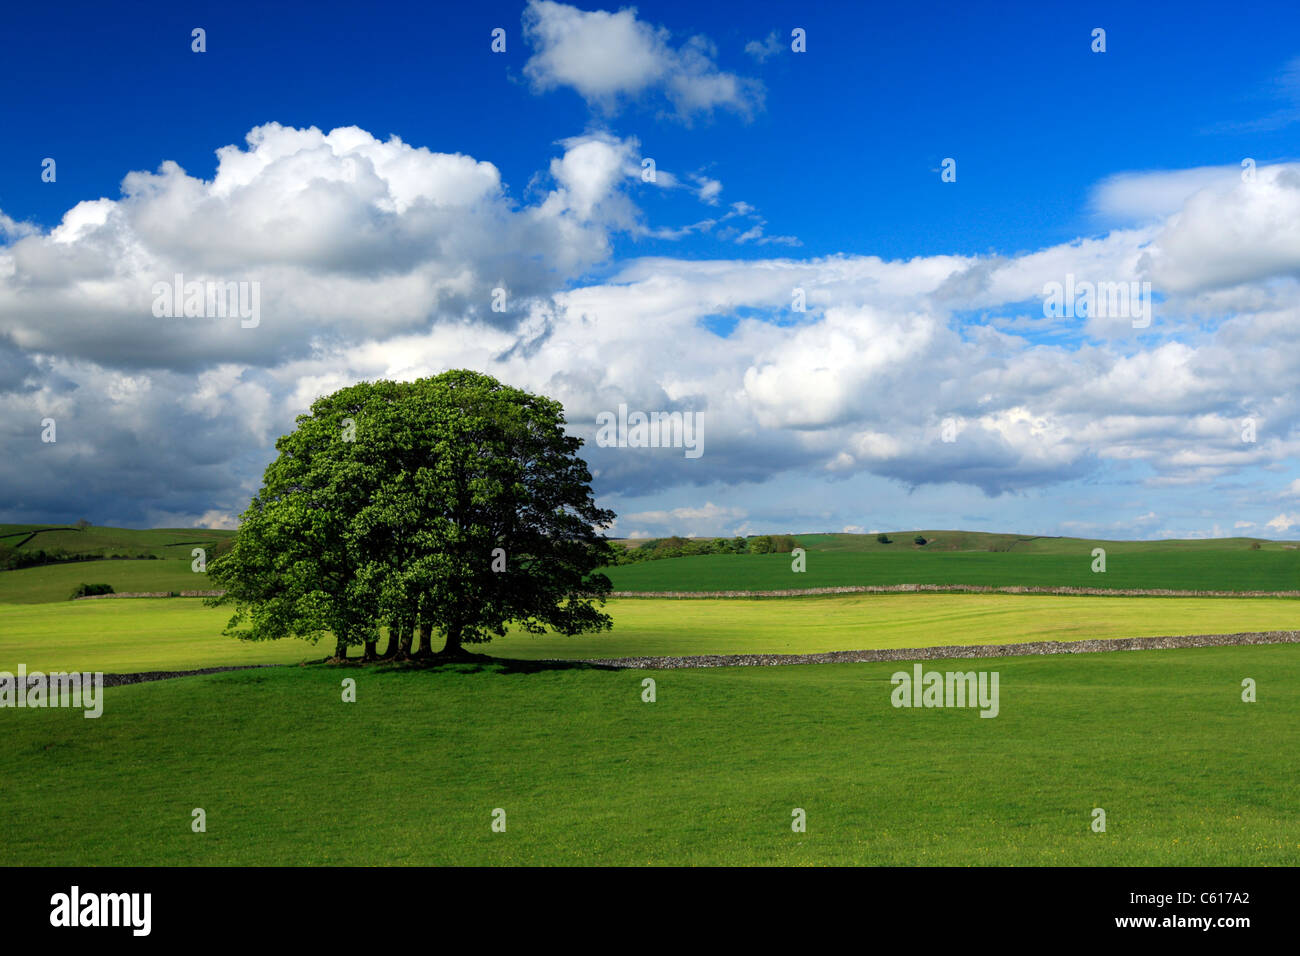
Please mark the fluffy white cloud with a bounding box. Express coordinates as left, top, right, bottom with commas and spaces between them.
1266, 513, 1300, 532
1140, 163, 1300, 292
0, 124, 646, 370
1090, 164, 1243, 224
522, 0, 762, 120
6, 130, 1300, 533
744, 32, 782, 63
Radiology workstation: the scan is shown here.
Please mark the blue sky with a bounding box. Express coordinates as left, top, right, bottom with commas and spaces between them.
3, 0, 1300, 539
7, 0, 1298, 259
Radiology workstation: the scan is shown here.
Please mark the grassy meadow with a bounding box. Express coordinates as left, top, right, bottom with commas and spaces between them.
606, 548, 1300, 593
2, 644, 1296, 866
0, 523, 234, 560
4, 593, 1300, 674
2, 523, 1297, 866
0, 558, 216, 604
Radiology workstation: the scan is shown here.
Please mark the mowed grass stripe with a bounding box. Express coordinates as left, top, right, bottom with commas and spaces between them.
4, 594, 1300, 673
2, 644, 1296, 865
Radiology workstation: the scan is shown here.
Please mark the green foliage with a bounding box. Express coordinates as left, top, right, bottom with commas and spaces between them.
914, 535, 927, 545
608, 535, 751, 564
68, 582, 114, 599
877, 533, 892, 544
208, 370, 616, 657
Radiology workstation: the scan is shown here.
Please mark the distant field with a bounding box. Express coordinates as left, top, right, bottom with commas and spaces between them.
790, 531, 1300, 553
4, 523, 1298, 869
0, 524, 233, 560
3, 644, 1296, 865
14, 550, 1296, 606
606, 550, 1300, 593
5, 594, 1300, 673
0, 558, 212, 604
4, 527, 1298, 603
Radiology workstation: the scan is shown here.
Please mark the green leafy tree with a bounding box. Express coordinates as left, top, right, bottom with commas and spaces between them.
208, 381, 392, 659
355, 371, 615, 658
210, 371, 615, 661
769, 534, 799, 553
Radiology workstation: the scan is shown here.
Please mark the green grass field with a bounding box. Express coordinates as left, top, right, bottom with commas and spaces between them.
3, 593, 1299, 673
2, 644, 1295, 865
3, 524, 1297, 866
0, 523, 234, 559
0, 558, 214, 604
4, 548, 1295, 607
606, 549, 1300, 592
789, 530, 1300, 553
4, 526, 1299, 603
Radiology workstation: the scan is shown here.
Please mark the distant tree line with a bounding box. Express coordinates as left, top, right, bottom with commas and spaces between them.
70, 582, 115, 598
0, 546, 163, 572
609, 534, 801, 564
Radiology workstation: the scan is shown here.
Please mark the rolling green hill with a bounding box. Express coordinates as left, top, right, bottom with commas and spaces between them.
0, 559, 216, 604
0, 524, 232, 602
792, 530, 1300, 553
0, 523, 234, 560
621, 530, 1300, 553
3, 525, 1299, 604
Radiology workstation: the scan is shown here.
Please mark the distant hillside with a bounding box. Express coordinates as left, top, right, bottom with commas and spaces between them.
0, 524, 236, 572
603, 548, 1300, 594
616, 530, 1300, 553
0, 524, 236, 603
791, 531, 1300, 553
3, 524, 1298, 605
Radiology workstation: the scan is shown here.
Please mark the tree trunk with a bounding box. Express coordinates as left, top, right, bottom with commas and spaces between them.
414, 621, 433, 658
398, 622, 412, 658
363, 639, 378, 661
440, 622, 463, 658
379, 623, 401, 660
333, 636, 349, 661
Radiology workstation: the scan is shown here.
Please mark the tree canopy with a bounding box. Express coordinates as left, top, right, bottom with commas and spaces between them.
208, 370, 615, 660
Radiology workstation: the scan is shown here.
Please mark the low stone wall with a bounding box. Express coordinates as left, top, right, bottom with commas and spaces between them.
74, 590, 224, 600
75, 591, 175, 599
610, 584, 1300, 599
77, 584, 1300, 601
570, 629, 1300, 669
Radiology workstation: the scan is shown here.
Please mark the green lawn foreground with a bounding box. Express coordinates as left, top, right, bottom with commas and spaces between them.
1, 643, 1296, 865
3, 594, 1300, 674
